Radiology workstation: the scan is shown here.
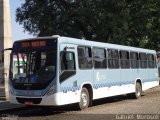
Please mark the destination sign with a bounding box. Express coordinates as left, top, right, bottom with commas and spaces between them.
22, 41, 46, 48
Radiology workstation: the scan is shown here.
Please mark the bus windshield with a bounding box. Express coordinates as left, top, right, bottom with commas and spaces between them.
10, 39, 57, 90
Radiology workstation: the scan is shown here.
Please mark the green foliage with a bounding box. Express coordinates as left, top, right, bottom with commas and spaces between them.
16, 0, 160, 50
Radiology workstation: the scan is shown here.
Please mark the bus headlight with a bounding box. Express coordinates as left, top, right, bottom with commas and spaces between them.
46, 85, 56, 96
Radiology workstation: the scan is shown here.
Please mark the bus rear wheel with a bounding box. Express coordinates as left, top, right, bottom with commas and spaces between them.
135, 82, 142, 99
79, 88, 90, 110
127, 82, 142, 99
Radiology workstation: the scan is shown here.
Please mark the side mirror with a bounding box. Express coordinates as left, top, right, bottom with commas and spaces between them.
3, 48, 12, 52
0, 48, 12, 64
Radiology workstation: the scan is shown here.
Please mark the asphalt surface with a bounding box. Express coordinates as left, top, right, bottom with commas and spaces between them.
0, 86, 160, 120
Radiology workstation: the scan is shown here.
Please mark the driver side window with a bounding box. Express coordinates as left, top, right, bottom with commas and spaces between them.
60, 51, 76, 71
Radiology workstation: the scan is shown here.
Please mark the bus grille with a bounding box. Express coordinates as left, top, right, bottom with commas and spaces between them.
16, 97, 42, 104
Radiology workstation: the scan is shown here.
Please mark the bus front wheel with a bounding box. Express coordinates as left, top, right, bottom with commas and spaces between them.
79, 88, 90, 110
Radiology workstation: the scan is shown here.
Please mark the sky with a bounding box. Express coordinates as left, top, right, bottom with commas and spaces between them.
10, 0, 33, 41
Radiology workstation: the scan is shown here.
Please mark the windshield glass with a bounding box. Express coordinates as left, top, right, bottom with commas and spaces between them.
10, 39, 57, 90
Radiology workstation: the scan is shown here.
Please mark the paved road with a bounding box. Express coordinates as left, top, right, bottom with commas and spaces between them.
1, 86, 160, 120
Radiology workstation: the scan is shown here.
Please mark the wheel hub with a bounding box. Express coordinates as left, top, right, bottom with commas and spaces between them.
81, 92, 88, 107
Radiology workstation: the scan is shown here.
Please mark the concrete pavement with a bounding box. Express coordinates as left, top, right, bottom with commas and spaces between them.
0, 86, 24, 112
0, 100, 24, 112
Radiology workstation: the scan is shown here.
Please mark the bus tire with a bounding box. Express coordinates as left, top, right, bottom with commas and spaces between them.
79, 87, 90, 110
134, 82, 142, 99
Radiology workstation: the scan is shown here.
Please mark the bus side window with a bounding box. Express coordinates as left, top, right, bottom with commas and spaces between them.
147, 54, 155, 68
60, 51, 76, 71
139, 53, 147, 68
108, 49, 119, 69
78, 46, 92, 69
130, 52, 139, 68
120, 51, 130, 68
93, 47, 107, 69
154, 55, 157, 68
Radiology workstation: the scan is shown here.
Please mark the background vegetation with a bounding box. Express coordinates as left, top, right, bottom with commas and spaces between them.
16, 0, 160, 50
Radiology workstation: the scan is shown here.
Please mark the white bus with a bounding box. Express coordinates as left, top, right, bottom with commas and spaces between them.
8, 36, 159, 109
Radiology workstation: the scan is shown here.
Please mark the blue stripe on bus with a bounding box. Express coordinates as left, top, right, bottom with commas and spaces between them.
93, 81, 134, 89
61, 86, 80, 92
61, 79, 158, 92
93, 79, 158, 89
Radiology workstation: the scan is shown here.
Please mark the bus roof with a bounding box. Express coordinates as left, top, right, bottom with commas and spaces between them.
58, 36, 156, 54
14, 35, 156, 54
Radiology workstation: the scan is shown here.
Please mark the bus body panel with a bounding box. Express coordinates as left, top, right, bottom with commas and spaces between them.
8, 36, 159, 106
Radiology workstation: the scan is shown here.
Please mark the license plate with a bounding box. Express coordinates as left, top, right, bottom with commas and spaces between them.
24, 101, 33, 105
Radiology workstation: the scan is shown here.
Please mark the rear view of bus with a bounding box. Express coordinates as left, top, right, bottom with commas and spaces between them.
9, 37, 60, 106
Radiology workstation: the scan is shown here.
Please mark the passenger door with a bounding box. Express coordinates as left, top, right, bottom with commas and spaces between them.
59, 44, 77, 85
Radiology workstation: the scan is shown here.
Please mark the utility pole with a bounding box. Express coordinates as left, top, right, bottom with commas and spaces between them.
0, 0, 12, 100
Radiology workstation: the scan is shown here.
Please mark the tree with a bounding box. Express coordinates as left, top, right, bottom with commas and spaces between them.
16, 0, 160, 50
126, 0, 160, 50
